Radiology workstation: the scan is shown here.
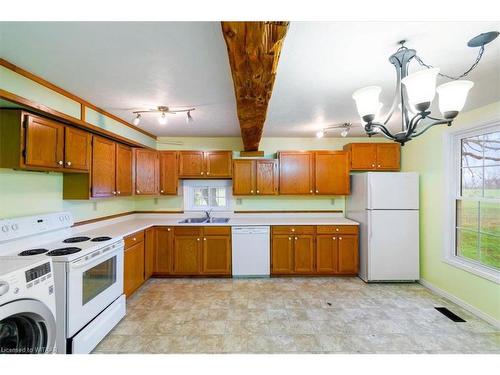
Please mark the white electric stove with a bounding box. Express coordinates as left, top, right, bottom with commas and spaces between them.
0, 212, 126, 354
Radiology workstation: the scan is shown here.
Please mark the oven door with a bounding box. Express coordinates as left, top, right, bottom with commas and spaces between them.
66, 243, 124, 337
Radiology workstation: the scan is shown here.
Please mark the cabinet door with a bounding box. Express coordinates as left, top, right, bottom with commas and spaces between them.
91, 136, 116, 198
64, 126, 91, 171
349, 144, 377, 170
144, 228, 155, 280
154, 227, 173, 274
159, 151, 178, 195
205, 151, 232, 178
271, 235, 294, 274
314, 151, 350, 195
293, 235, 315, 274
376, 143, 401, 170
316, 235, 338, 274
124, 242, 145, 297
232, 159, 255, 195
134, 149, 159, 195
24, 114, 64, 169
178, 151, 204, 177
201, 235, 231, 275
116, 144, 133, 196
337, 235, 358, 274
279, 152, 314, 195
172, 235, 201, 274
256, 159, 278, 195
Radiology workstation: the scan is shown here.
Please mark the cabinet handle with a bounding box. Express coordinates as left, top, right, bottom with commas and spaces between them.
200, 172, 204, 175
203, 238, 206, 241
288, 237, 292, 241
112, 191, 116, 195
160, 190, 164, 193
309, 190, 313, 193
291, 228, 295, 232
58, 160, 63, 166
315, 190, 319, 193
197, 238, 200, 241
136, 190, 140, 194
332, 237, 336, 240
117, 191, 121, 195
336, 228, 339, 231
377, 164, 381, 167
66, 161, 72, 167
133, 237, 136, 241
294, 237, 298, 240
206, 172, 210, 175
250, 190, 254, 194
256, 190, 260, 194
372, 164, 375, 167
339, 237, 343, 240
167, 228, 171, 231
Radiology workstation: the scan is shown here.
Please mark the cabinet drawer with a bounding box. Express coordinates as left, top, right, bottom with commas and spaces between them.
316, 225, 359, 235
174, 227, 203, 236
124, 230, 145, 248
203, 226, 231, 236
272, 226, 315, 235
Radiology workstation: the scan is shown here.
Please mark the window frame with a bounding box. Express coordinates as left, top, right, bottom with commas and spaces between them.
443, 120, 500, 284
182, 179, 233, 212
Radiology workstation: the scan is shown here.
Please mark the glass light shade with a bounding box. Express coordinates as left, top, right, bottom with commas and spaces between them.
158, 112, 168, 125
436, 80, 474, 116
186, 111, 194, 124
352, 86, 382, 119
132, 114, 141, 126
340, 129, 349, 137
401, 68, 440, 110
316, 130, 325, 138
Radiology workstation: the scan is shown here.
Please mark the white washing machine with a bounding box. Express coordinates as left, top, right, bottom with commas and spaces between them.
0, 257, 57, 354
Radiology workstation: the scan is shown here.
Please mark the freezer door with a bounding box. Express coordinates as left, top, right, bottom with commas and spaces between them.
367, 172, 419, 210
367, 210, 419, 281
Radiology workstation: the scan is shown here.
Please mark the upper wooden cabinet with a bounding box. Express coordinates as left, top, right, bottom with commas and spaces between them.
314, 151, 350, 195
232, 159, 278, 196
134, 148, 159, 195
91, 136, 116, 198
159, 151, 178, 195
278, 151, 350, 195
178, 150, 232, 178
278, 151, 314, 195
343, 143, 400, 171
115, 144, 133, 197
0, 110, 90, 173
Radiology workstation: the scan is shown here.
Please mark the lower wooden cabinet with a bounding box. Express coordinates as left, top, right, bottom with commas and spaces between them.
202, 235, 231, 274
123, 231, 145, 297
271, 226, 359, 275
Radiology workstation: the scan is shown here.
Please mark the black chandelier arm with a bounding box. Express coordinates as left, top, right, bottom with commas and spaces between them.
405, 112, 425, 138
411, 119, 452, 138
368, 123, 396, 140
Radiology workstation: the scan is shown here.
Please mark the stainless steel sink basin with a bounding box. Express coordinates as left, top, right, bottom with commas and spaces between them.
178, 217, 208, 223
207, 217, 230, 223
178, 217, 230, 224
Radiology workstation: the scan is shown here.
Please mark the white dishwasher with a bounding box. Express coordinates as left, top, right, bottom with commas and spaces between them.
231, 226, 270, 277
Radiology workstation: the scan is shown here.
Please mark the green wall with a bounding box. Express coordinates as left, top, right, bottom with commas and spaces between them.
401, 101, 500, 322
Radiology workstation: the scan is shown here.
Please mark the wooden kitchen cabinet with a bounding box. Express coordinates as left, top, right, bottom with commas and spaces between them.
153, 226, 174, 275
316, 235, 338, 274
144, 228, 155, 280
205, 151, 232, 178
124, 231, 145, 298
115, 143, 133, 196
159, 151, 178, 195
278, 151, 314, 195
271, 235, 294, 274
201, 234, 231, 275
172, 235, 201, 275
0, 110, 90, 173
314, 151, 350, 195
64, 126, 91, 171
316, 226, 359, 275
344, 143, 400, 171
293, 235, 315, 274
178, 150, 232, 178
134, 148, 159, 195
337, 235, 358, 274
233, 159, 278, 196
271, 226, 315, 275
91, 136, 116, 198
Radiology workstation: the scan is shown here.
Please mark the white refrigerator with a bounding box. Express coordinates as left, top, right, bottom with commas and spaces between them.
346, 172, 420, 282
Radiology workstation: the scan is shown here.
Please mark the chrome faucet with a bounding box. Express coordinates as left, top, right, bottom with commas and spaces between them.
204, 209, 212, 221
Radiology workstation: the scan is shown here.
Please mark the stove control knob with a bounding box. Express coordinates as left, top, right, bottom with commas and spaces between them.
1, 225, 8, 233
0, 281, 9, 297
11, 224, 18, 231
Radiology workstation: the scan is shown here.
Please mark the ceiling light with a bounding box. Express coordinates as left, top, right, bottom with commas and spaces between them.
132, 114, 141, 126
352, 31, 498, 145
158, 112, 168, 125
316, 130, 325, 138
340, 128, 349, 137
186, 111, 194, 124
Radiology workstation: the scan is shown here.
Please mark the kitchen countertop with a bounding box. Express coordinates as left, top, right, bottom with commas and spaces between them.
73, 213, 359, 240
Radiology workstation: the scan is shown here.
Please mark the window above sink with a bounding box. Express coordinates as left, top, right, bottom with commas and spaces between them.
183, 180, 233, 212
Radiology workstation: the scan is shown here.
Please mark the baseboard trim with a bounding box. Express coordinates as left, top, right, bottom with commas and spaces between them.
419, 279, 500, 329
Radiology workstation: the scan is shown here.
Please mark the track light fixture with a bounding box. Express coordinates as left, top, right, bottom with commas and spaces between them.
316, 123, 352, 138
131, 106, 196, 126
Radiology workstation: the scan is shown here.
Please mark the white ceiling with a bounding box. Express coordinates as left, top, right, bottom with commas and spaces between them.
0, 21, 499, 138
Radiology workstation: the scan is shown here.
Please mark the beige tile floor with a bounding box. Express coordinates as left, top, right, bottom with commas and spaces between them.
93, 277, 500, 354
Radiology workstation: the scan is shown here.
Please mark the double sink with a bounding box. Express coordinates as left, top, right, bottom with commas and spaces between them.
178, 217, 230, 224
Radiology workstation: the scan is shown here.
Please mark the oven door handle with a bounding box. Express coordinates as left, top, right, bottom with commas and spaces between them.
69, 246, 123, 270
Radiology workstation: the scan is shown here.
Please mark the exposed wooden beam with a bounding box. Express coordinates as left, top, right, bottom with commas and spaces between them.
221, 21, 289, 151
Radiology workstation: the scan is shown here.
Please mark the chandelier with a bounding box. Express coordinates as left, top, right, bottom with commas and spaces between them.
132, 106, 195, 126
352, 31, 499, 145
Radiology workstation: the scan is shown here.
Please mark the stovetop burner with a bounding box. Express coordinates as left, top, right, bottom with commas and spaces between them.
19, 249, 49, 256
63, 236, 91, 243
91, 236, 112, 242
47, 247, 82, 256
